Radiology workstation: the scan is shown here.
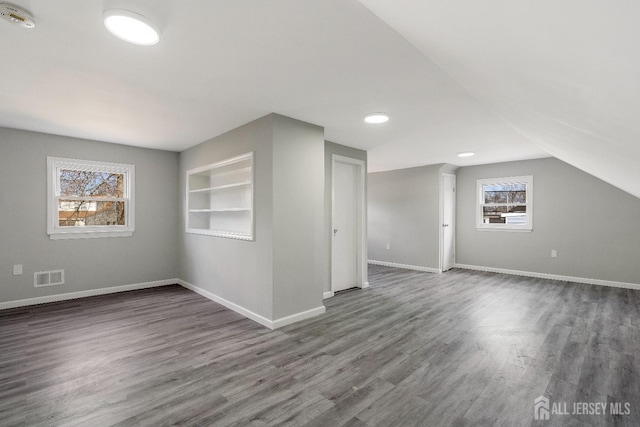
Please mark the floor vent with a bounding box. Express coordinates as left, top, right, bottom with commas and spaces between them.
34, 270, 64, 287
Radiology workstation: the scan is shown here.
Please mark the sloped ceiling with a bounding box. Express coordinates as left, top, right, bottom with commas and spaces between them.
0, 0, 547, 174
360, 0, 640, 198
2, 1, 637, 198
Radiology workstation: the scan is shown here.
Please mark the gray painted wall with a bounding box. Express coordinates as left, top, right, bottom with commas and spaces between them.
368, 164, 441, 269
272, 116, 325, 318
179, 114, 326, 321
324, 141, 368, 293
179, 115, 275, 320
456, 157, 640, 284
0, 127, 180, 303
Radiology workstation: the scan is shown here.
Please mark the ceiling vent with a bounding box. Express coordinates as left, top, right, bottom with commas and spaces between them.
0, 2, 35, 28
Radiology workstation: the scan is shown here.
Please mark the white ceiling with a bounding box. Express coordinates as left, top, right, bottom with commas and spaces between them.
360, 0, 640, 197
0, 1, 637, 198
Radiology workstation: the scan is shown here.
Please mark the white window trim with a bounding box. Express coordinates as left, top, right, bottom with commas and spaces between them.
476, 175, 533, 232
47, 157, 135, 240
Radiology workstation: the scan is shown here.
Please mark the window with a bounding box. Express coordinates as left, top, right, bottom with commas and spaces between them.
47, 157, 135, 239
477, 175, 532, 231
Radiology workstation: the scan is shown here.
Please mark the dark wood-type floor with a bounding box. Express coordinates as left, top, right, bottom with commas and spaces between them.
1, 266, 640, 426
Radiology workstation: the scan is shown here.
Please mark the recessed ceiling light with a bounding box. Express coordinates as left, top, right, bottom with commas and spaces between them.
364, 113, 389, 124
457, 151, 475, 158
103, 9, 160, 46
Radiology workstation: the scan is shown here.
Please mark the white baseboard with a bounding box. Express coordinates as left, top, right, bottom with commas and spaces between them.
368, 260, 441, 274
0, 279, 177, 311
0, 277, 326, 329
454, 263, 640, 291
177, 279, 274, 329
272, 305, 326, 329
177, 280, 325, 330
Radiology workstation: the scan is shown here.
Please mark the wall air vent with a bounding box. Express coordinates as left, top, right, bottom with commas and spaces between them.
34, 270, 64, 287
0, 2, 35, 28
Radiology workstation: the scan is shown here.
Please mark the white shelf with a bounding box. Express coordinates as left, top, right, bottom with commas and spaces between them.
191, 166, 251, 178
189, 181, 251, 193
186, 229, 253, 240
189, 208, 250, 213
186, 152, 254, 240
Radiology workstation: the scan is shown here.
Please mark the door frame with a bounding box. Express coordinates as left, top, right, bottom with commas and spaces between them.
439, 173, 456, 272
330, 154, 368, 296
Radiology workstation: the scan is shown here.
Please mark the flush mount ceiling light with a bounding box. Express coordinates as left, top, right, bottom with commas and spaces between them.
457, 151, 475, 158
364, 113, 389, 124
103, 9, 160, 46
0, 2, 35, 28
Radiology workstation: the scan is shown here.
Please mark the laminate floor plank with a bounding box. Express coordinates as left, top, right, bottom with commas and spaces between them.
2, 266, 640, 426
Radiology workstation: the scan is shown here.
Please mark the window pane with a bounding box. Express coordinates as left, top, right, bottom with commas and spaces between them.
59, 170, 124, 198
502, 205, 527, 225
510, 190, 526, 203
484, 190, 507, 204
482, 205, 527, 225
482, 205, 508, 224
58, 200, 125, 226
504, 213, 528, 225
483, 183, 526, 204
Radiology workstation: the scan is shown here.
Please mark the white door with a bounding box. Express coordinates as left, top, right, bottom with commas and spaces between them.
441, 174, 456, 271
332, 160, 359, 292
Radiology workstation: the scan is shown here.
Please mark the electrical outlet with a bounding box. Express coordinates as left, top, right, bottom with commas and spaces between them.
386, 243, 391, 250
13, 264, 23, 276
551, 250, 557, 258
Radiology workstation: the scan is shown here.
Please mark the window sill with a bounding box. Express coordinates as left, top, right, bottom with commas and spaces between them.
49, 230, 133, 240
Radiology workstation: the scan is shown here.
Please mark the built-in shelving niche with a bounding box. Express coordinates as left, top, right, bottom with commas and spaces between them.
186, 152, 254, 240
